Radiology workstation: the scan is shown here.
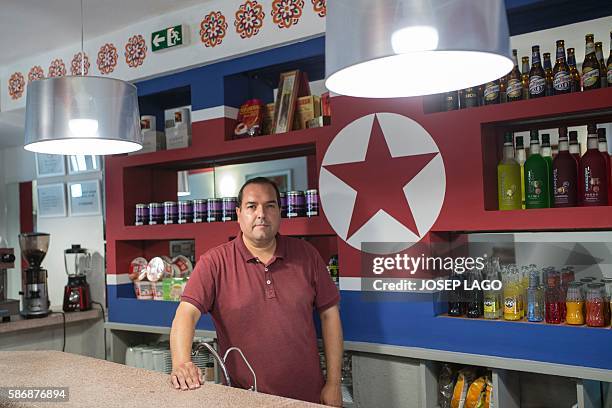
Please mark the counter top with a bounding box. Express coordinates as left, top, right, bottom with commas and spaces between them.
0, 309, 101, 335
0, 351, 323, 408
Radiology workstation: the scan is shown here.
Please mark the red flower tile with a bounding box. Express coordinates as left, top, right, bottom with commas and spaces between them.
48, 58, 67, 78
97, 43, 118, 75
28, 66, 45, 82
235, 0, 265, 39
200, 11, 228, 48
8, 72, 25, 100
272, 0, 304, 29
125, 34, 147, 68
71, 52, 91, 76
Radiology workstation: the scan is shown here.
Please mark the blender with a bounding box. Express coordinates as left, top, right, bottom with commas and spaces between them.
63, 244, 92, 312
19, 233, 51, 318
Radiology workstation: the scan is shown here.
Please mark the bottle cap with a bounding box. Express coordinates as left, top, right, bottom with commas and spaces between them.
504, 132, 513, 144
530, 130, 539, 142
558, 126, 568, 139
597, 128, 606, 142
587, 124, 597, 135
515, 136, 524, 148
532, 45, 540, 51
569, 130, 578, 141
541, 134, 550, 145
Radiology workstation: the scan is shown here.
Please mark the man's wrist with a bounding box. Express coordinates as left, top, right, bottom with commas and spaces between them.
325, 376, 342, 385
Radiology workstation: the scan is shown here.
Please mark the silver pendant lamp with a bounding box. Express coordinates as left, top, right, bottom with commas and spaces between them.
325, 0, 513, 98
24, 0, 142, 155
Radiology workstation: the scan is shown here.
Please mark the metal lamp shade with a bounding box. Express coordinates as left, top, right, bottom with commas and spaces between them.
24, 76, 142, 155
325, 0, 513, 98
178, 171, 190, 197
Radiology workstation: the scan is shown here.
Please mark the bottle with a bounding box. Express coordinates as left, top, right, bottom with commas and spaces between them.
499, 74, 507, 103
484, 79, 501, 105
595, 41, 607, 88
581, 124, 608, 206
544, 272, 562, 324
585, 283, 607, 327
448, 272, 466, 316
327, 255, 339, 287
567, 47, 582, 92
597, 128, 611, 205
607, 31, 612, 87
552, 128, 578, 207
461, 87, 479, 108
497, 132, 522, 210
466, 270, 484, 318
524, 130, 550, 208
565, 282, 585, 325
553, 40, 571, 95
543, 52, 554, 97
569, 130, 581, 160
527, 269, 544, 322
503, 265, 522, 321
506, 49, 523, 102
443, 91, 459, 111
515, 136, 527, 209
483, 257, 503, 319
582, 34, 601, 90
541, 133, 554, 204
521, 56, 531, 99
529, 46, 546, 98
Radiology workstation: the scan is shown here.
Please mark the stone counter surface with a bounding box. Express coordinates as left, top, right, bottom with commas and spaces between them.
0, 351, 324, 408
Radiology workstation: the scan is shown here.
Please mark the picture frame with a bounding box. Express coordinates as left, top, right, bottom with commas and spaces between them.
273, 70, 301, 134
37, 183, 67, 218
245, 169, 293, 192
67, 180, 102, 216
67, 155, 101, 174
35, 154, 65, 178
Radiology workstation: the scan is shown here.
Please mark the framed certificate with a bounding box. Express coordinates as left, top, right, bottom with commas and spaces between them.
68, 180, 102, 216
35, 154, 65, 178
68, 155, 101, 174
273, 70, 300, 134
37, 183, 67, 218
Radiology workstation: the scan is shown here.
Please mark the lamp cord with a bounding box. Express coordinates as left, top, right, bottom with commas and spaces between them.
80, 0, 85, 75
91, 301, 107, 360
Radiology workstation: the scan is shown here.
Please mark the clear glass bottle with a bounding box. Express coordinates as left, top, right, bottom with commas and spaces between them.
448, 272, 466, 317
483, 257, 503, 319
586, 283, 607, 327
466, 270, 484, 318
565, 282, 585, 325
544, 271, 563, 324
527, 269, 545, 322
503, 264, 522, 321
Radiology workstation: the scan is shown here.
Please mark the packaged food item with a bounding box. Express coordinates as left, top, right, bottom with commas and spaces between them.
438, 363, 457, 408
464, 376, 487, 408
261, 103, 275, 135
234, 99, 263, 138
321, 92, 331, 117
222, 197, 238, 222
164, 201, 178, 225
451, 368, 477, 408
178, 200, 193, 224
293, 95, 321, 130
129, 257, 148, 281
135, 204, 148, 226
172, 255, 193, 278
163, 277, 188, 301
152, 281, 164, 300
147, 257, 173, 282
484, 377, 492, 408
134, 281, 153, 300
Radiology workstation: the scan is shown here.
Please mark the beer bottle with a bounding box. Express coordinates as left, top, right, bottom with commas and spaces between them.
506, 49, 523, 102
461, 87, 479, 108
553, 40, 571, 95
582, 34, 601, 90
595, 41, 607, 88
607, 31, 612, 88
521, 56, 530, 100
484, 79, 501, 105
543, 52, 554, 97
567, 48, 581, 92
529, 46, 546, 98
499, 74, 508, 103
443, 91, 459, 111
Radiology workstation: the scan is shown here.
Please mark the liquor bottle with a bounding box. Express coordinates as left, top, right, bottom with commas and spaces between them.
582, 34, 601, 90
503, 264, 522, 321
552, 128, 578, 207
521, 56, 530, 99
568, 130, 583, 204
529, 46, 546, 98
466, 270, 484, 318
541, 134, 554, 204
484, 79, 500, 105
443, 91, 459, 111
499, 74, 507, 103
597, 128, 611, 205
461, 87, 479, 108
497, 132, 522, 210
515, 136, 527, 209
567, 48, 582, 92
525, 130, 550, 208
448, 272, 466, 316
506, 49, 523, 102
581, 124, 608, 206
607, 31, 612, 87
543, 52, 554, 97
527, 270, 544, 322
553, 40, 571, 95
483, 257, 503, 319
595, 41, 608, 88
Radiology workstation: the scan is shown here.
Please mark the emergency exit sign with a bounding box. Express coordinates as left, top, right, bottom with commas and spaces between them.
151, 25, 184, 52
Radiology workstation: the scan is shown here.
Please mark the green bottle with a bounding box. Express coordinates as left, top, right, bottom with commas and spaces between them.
525, 130, 550, 208
497, 132, 522, 210
515, 136, 527, 209
540, 133, 554, 205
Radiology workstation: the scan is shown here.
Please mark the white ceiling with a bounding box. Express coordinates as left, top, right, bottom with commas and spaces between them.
0, 0, 205, 148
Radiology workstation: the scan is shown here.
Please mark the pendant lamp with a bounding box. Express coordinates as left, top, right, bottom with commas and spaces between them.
178, 171, 190, 197
24, 0, 142, 155
325, 0, 513, 98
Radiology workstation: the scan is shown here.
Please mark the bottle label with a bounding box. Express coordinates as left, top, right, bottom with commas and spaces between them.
504, 297, 519, 314
532, 52, 540, 65
583, 67, 600, 87
607, 65, 612, 84
484, 299, 497, 313
585, 43, 595, 55
529, 76, 545, 95
583, 166, 606, 204
506, 79, 522, 98
556, 46, 565, 61
484, 84, 500, 101
552, 168, 571, 204
553, 71, 571, 91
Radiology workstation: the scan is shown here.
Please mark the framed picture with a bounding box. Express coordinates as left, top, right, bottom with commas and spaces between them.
273, 70, 301, 134
245, 169, 292, 192
68, 155, 101, 174
35, 154, 65, 178
37, 183, 66, 218
68, 180, 102, 216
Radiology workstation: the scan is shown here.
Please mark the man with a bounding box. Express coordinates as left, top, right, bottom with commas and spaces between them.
170, 177, 343, 406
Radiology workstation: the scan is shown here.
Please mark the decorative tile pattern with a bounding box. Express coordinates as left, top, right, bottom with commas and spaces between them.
125, 34, 148, 68
8, 72, 25, 100
272, 0, 304, 29
97, 43, 118, 75
71, 52, 91, 76
48, 58, 67, 77
28, 66, 45, 82
235, 0, 265, 39
311, 0, 326, 17
199, 11, 228, 48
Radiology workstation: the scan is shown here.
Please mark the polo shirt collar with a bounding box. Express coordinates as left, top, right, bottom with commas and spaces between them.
236, 232, 286, 262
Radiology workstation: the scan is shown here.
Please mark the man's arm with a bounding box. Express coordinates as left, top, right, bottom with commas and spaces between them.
319, 305, 343, 407
170, 301, 202, 390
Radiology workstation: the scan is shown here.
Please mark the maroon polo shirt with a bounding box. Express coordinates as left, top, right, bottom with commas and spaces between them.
181, 233, 340, 403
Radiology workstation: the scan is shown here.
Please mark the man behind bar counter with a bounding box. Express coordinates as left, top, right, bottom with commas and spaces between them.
170, 177, 344, 406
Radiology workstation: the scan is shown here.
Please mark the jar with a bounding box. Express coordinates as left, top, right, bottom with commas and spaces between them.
193, 199, 207, 223
305, 189, 319, 217
148, 203, 163, 225
207, 198, 222, 222
135, 203, 148, 226
222, 197, 238, 222
164, 201, 178, 225
565, 282, 584, 325
585, 283, 606, 327
544, 273, 562, 324
178, 200, 193, 224
280, 192, 287, 218
286, 191, 305, 218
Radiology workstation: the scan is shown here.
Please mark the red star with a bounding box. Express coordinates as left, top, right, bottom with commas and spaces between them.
324, 115, 438, 240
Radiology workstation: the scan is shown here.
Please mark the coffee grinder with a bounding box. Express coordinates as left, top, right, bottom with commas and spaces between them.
19, 233, 51, 318
63, 244, 92, 312
0, 247, 19, 322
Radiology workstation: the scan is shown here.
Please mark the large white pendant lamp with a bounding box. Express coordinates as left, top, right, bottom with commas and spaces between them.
24, 0, 142, 155
325, 0, 514, 98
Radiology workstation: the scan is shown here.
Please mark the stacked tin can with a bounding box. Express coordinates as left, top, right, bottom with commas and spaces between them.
207, 198, 222, 222
163, 201, 178, 224
286, 191, 305, 218
305, 189, 319, 217
222, 197, 238, 222
148, 203, 163, 225
178, 201, 193, 224
193, 199, 207, 223
135, 204, 149, 225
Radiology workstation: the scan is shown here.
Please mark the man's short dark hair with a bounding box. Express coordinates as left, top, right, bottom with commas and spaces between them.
237, 177, 281, 208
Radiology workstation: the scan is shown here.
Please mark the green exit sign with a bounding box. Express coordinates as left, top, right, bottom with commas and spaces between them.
151, 25, 185, 52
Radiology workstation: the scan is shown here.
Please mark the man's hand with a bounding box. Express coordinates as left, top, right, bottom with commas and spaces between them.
171, 362, 202, 391
320, 382, 342, 407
